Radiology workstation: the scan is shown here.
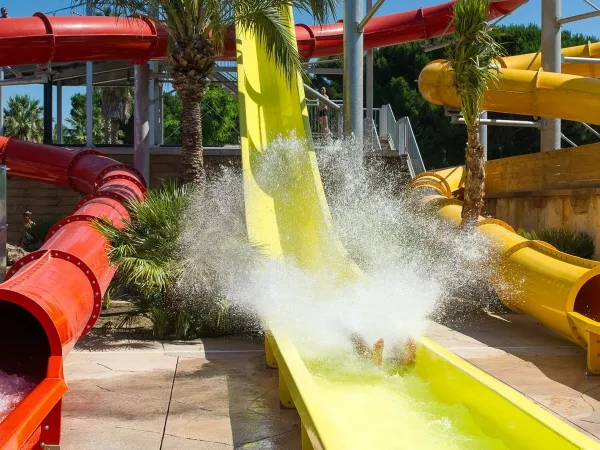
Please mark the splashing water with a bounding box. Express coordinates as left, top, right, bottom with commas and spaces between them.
179, 136, 505, 358
0, 370, 35, 423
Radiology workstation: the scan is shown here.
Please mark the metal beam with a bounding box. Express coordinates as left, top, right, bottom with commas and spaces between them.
43, 79, 53, 144
541, 0, 561, 151
582, 122, 600, 139
134, 64, 150, 184
0, 75, 47, 86
343, 0, 364, 143
583, 0, 600, 11
366, 0, 374, 123
561, 133, 577, 146
562, 55, 600, 64
86, 61, 94, 147
303, 84, 341, 110
357, 0, 385, 32
0, 69, 3, 136
57, 80, 63, 144
559, 9, 600, 24
451, 116, 543, 128
479, 111, 488, 161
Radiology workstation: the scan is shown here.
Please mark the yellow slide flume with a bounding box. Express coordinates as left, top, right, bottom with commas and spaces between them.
419, 45, 600, 125
236, 8, 599, 449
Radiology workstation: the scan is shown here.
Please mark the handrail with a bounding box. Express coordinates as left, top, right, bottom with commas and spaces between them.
379, 105, 427, 177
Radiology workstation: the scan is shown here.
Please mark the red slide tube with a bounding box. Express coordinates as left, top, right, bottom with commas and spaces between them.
0, 136, 145, 449
0, 1, 526, 67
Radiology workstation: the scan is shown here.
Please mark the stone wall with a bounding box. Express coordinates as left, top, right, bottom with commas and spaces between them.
8, 152, 240, 245
483, 144, 600, 260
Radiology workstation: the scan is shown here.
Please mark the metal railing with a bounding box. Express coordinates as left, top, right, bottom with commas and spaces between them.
379, 104, 426, 177
364, 118, 381, 152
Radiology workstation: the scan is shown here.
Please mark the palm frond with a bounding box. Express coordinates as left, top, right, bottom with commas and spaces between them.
235, 0, 302, 82
447, 0, 505, 128
292, 0, 339, 24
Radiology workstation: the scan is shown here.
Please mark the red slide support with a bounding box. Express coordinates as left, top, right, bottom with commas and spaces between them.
0, 1, 526, 448
0, 0, 525, 67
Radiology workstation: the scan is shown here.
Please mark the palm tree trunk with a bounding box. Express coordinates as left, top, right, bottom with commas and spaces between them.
178, 94, 206, 186
104, 119, 112, 144
461, 124, 486, 228
110, 118, 120, 144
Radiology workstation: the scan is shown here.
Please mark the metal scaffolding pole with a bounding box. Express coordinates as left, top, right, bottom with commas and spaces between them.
149, 61, 160, 146
541, 0, 561, 151
343, 0, 363, 143
0, 69, 3, 136
86, 2, 94, 147
134, 64, 150, 184
43, 79, 53, 144
480, 111, 488, 161
365, 0, 374, 124
57, 80, 63, 144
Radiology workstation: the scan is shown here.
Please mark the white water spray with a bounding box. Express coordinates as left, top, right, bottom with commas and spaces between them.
179, 137, 503, 359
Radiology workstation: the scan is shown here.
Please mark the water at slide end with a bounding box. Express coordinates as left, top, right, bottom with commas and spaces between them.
0, 370, 34, 423
175, 137, 516, 446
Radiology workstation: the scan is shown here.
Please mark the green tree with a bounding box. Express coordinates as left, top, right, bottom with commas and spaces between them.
95, 6, 134, 144
64, 92, 104, 145
447, 0, 504, 227
163, 87, 239, 146
92, 0, 337, 186
4, 95, 44, 142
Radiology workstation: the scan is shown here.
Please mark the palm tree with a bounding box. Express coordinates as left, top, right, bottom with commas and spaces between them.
100, 87, 133, 144
3, 95, 44, 142
96, 6, 134, 144
91, 0, 338, 186
64, 92, 105, 144
447, 0, 504, 227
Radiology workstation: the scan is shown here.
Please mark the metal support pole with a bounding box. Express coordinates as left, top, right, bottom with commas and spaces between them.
134, 64, 150, 184
0, 69, 3, 136
149, 62, 161, 146
366, 0, 374, 124
541, 0, 561, 151
86, 2, 94, 147
43, 79, 53, 144
343, 0, 364, 143
0, 166, 6, 279
56, 80, 63, 144
357, 0, 386, 31
480, 111, 488, 161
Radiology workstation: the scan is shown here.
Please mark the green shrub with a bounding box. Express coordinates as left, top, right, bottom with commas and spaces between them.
517, 227, 595, 259
92, 182, 252, 339
23, 216, 63, 251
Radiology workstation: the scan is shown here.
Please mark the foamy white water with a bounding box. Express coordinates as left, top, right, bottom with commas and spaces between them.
0, 370, 35, 423
179, 137, 502, 358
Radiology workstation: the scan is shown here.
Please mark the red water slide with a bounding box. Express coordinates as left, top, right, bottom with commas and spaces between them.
0, 1, 525, 448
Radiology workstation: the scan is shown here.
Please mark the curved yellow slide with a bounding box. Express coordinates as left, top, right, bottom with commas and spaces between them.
235, 7, 598, 449
417, 46, 600, 376
419, 44, 600, 125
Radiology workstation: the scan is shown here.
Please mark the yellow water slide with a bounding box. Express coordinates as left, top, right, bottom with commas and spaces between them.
417, 46, 600, 375
419, 44, 600, 125
235, 7, 598, 449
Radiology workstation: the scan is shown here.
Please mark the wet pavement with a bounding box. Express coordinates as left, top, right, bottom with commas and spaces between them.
428, 312, 600, 442
62, 336, 301, 450
62, 313, 600, 448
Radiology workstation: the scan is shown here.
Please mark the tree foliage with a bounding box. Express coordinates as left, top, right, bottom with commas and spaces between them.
163, 86, 239, 146
63, 92, 105, 144
4, 95, 44, 142
311, 24, 600, 169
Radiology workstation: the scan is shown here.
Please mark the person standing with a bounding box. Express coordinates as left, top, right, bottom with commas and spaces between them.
318, 86, 331, 138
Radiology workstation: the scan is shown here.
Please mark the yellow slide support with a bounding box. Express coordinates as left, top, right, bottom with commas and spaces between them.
236, 7, 599, 449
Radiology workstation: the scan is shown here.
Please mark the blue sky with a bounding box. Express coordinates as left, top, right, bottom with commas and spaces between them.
4, 0, 600, 118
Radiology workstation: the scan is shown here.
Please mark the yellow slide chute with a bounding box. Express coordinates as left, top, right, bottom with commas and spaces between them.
419, 48, 600, 126
235, 6, 599, 449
